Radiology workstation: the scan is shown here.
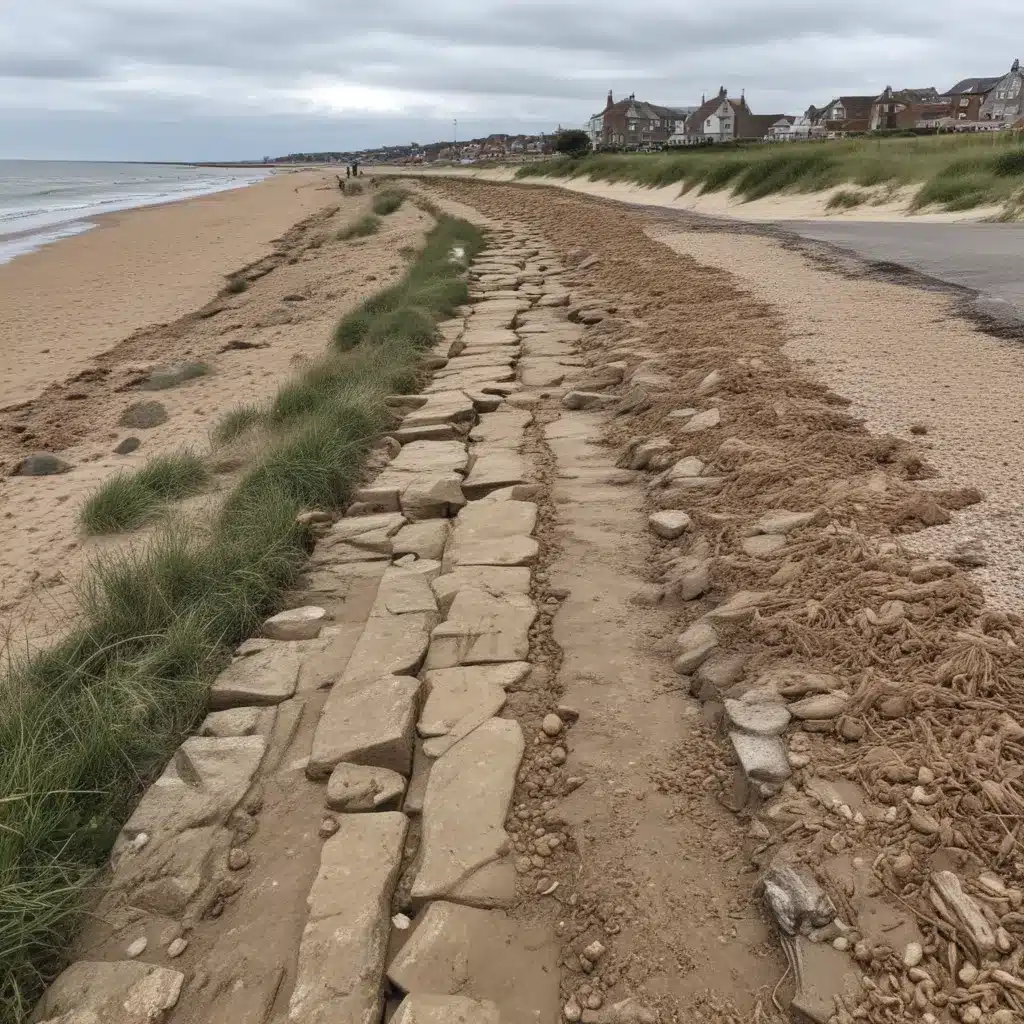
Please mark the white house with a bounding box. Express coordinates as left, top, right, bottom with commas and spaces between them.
767, 114, 813, 141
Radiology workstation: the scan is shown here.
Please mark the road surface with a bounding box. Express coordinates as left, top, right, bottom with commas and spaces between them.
773, 220, 1024, 331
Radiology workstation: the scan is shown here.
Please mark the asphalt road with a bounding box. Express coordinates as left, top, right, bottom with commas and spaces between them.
772, 220, 1024, 331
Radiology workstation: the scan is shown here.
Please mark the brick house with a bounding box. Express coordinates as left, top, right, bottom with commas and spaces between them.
806, 96, 874, 134
946, 76, 1001, 121
869, 87, 944, 130
591, 92, 693, 150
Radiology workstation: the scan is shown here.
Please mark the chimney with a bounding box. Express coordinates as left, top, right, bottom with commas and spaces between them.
606, 90, 613, 110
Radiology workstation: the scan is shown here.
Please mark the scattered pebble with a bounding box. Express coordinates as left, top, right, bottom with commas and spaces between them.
131, 832, 150, 851
126, 937, 148, 959
392, 913, 411, 930
902, 941, 923, 968
550, 747, 567, 766
166, 938, 188, 958
228, 848, 251, 871
319, 816, 339, 839
542, 713, 564, 737
832, 937, 849, 952
564, 998, 582, 1022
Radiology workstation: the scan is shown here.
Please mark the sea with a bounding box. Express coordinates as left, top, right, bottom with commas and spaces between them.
0, 160, 273, 265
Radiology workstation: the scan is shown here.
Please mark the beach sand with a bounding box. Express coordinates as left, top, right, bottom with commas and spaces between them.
0, 171, 431, 658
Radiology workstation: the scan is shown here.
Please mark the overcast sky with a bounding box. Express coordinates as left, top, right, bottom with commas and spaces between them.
1, 0, 1018, 161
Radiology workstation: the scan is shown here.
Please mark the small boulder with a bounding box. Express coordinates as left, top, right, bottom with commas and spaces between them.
119, 400, 168, 429
742, 534, 786, 558
114, 437, 141, 455
680, 408, 720, 433
262, 606, 328, 641
648, 510, 691, 540
788, 691, 850, 720
16, 453, 72, 476
326, 763, 406, 811
674, 621, 718, 674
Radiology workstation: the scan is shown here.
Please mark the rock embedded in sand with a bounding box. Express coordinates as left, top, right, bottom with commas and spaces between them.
16, 452, 73, 476
673, 622, 718, 674
680, 408, 720, 433
648, 510, 691, 540
542, 714, 564, 737
788, 691, 850, 721
119, 400, 168, 429
327, 763, 406, 811
114, 437, 141, 455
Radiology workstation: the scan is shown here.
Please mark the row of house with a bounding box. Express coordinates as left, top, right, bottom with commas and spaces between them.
586, 58, 1024, 149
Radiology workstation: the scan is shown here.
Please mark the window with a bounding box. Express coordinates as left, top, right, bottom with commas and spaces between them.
959, 97, 969, 107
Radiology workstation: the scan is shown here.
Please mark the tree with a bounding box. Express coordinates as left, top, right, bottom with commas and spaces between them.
553, 129, 591, 158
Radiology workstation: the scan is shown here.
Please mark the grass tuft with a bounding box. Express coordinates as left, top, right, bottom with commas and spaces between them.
337, 214, 381, 240
371, 188, 407, 215
80, 452, 210, 534
213, 403, 264, 444
826, 189, 869, 211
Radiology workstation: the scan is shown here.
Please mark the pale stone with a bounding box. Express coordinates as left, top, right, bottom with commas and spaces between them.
308, 675, 420, 778
400, 474, 467, 521
36, 961, 184, 1024
432, 567, 532, 613
469, 408, 532, 447
314, 514, 406, 562
665, 456, 705, 480
371, 567, 439, 617
387, 440, 470, 477
730, 732, 791, 785
209, 645, 300, 708
674, 621, 718, 674
426, 589, 536, 668
393, 520, 450, 561
419, 668, 511, 738
290, 813, 407, 1024
444, 500, 538, 569
696, 369, 721, 395
788, 691, 850, 720
648, 510, 691, 540
680, 408, 721, 433
678, 563, 710, 601
391, 995, 500, 1024
628, 437, 672, 470
412, 718, 523, 907
262, 606, 328, 641
742, 534, 786, 558
395, 424, 459, 443
123, 736, 266, 836
562, 391, 617, 411
725, 699, 791, 737
704, 590, 769, 623
755, 510, 816, 535
326, 763, 407, 811
462, 451, 528, 499
332, 611, 435, 686
198, 707, 265, 738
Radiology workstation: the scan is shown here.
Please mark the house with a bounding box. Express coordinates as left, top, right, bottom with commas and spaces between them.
869, 87, 943, 130
946, 75, 1001, 121
768, 114, 813, 141
806, 96, 874, 134
591, 92, 693, 150
979, 59, 1024, 123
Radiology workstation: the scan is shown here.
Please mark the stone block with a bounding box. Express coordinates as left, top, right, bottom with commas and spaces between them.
724, 698, 791, 737
262, 606, 328, 641
307, 674, 420, 778
469, 408, 532, 448
391, 995, 500, 1024
290, 813, 407, 1024
680, 408, 721, 433
123, 736, 266, 837
412, 718, 523, 907
393, 520, 450, 561
198, 707, 271, 738
335, 610, 435, 686
326, 763, 406, 811
36, 961, 184, 1024
387, 440, 470, 477
426, 589, 536, 669
209, 645, 300, 709
371, 567, 439, 617
462, 451, 527, 499
648, 510, 691, 540
400, 474, 467, 521
730, 731, 791, 785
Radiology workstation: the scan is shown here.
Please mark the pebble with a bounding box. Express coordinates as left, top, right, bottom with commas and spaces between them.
542, 713, 564, 737
167, 938, 188, 958
550, 747, 567, 766
392, 913, 411, 930
516, 856, 533, 874
832, 937, 849, 952
918, 766, 936, 785
536, 877, 551, 893
131, 832, 150, 851
564, 999, 582, 1022
583, 940, 607, 962
126, 937, 148, 958
228, 848, 250, 871
586, 994, 604, 1010
902, 941, 923, 968
958, 963, 979, 985
319, 816, 339, 838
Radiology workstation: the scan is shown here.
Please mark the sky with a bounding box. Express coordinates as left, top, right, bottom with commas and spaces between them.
0, 0, 1018, 161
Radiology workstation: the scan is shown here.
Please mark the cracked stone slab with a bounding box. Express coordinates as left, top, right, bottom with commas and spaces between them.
391, 995, 500, 1024
393, 520, 450, 561
426, 589, 537, 669
399, 474, 467, 521
335, 611, 435, 686
124, 735, 266, 836
443, 500, 538, 570
326, 763, 406, 811
432, 567, 532, 613
371, 567, 439, 617
411, 718, 523, 907
290, 813, 407, 1024
198, 706, 274, 738
419, 665, 516, 738
36, 961, 184, 1024
308, 674, 420, 778
401, 391, 476, 427
209, 645, 300, 709
730, 731, 791, 785
386, 440, 469, 477
469, 408, 532, 448
462, 450, 528, 499
293, 560, 388, 623
518, 357, 567, 388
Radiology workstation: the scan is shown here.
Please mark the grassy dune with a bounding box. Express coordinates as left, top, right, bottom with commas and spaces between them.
0, 210, 485, 1021
517, 134, 1024, 214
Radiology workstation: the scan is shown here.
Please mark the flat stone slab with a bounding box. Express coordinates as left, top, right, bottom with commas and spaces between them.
294, 560, 388, 623
460, 328, 520, 346
419, 666, 514, 738
755, 509, 816, 535
432, 567, 532, 613
665, 457, 705, 480
387, 440, 469, 477
124, 735, 266, 836
469, 408, 532, 448
209, 646, 300, 709
724, 698, 791, 737
443, 500, 538, 570
387, 902, 558, 1021
262, 606, 328, 641
401, 392, 476, 428
327, 763, 406, 811
518, 357, 567, 388
426, 589, 536, 669
36, 961, 184, 1024
371, 567, 439, 617
308, 674, 420, 778
681, 408, 721, 433
392, 995, 500, 1024
412, 718, 524, 907
290, 813, 407, 1024
742, 534, 786, 558
332, 611, 434, 686
398, 474, 467, 521
730, 731, 791, 785
395, 424, 459, 443
393, 520, 450, 561
462, 450, 527, 499
198, 706, 271, 738
325, 513, 407, 541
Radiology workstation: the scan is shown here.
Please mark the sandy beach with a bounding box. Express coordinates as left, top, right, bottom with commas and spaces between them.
0, 171, 432, 657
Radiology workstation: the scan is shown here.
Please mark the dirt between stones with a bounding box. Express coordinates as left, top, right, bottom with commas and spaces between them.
421, 179, 1024, 1022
